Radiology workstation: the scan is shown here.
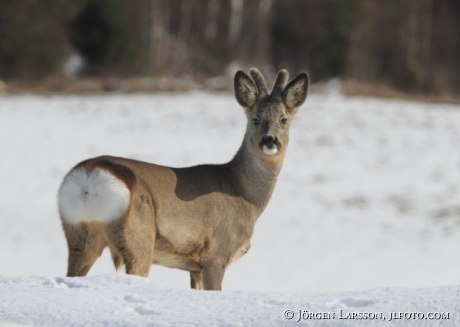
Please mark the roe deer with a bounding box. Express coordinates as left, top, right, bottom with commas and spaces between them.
58, 68, 309, 290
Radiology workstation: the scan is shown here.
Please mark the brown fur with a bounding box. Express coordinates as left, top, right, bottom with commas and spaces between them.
73, 158, 136, 189
59, 68, 309, 290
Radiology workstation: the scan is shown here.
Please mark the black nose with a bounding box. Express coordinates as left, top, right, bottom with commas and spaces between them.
263, 135, 277, 148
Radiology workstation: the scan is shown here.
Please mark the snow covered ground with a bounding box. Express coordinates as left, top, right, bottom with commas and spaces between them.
1, 88, 460, 325
0, 274, 457, 326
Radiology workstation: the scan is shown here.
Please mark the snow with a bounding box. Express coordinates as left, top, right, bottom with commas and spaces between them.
1, 90, 460, 325
0, 274, 458, 326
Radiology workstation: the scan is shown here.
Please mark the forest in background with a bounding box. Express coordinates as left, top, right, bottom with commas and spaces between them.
1, 0, 460, 95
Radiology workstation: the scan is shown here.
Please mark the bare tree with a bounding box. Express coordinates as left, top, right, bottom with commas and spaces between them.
228, 0, 243, 45
253, 0, 273, 65
256, 0, 273, 21
148, 0, 170, 73
172, 0, 193, 71
401, 0, 432, 81
205, 0, 220, 42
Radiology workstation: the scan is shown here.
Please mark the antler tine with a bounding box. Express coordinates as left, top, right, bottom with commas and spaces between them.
250, 68, 269, 97
270, 69, 289, 97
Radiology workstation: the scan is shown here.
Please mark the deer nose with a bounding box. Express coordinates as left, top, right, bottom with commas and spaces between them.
263, 135, 277, 148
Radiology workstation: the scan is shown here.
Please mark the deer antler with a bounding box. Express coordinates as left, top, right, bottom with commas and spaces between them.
270, 69, 289, 97
250, 68, 269, 97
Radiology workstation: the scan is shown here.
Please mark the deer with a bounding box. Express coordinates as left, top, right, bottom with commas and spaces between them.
57, 68, 309, 290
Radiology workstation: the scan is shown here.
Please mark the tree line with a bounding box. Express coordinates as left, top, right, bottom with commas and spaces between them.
0, 0, 459, 94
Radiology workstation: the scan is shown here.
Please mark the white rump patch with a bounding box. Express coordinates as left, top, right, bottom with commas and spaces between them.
263, 145, 278, 155
58, 168, 130, 224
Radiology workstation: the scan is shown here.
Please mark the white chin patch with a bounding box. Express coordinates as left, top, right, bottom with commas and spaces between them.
263, 145, 278, 155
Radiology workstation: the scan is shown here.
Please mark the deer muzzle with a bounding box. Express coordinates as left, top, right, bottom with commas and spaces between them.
261, 135, 279, 155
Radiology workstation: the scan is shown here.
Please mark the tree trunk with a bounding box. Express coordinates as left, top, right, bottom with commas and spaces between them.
228, 0, 243, 45
401, 0, 432, 84
205, 0, 220, 42
149, 0, 170, 74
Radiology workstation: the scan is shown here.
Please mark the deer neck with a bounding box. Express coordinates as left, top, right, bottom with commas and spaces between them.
228, 136, 284, 214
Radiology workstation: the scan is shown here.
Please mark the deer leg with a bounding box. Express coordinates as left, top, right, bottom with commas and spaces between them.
108, 220, 154, 277
201, 261, 226, 291
111, 237, 154, 277
63, 222, 107, 277
121, 248, 152, 277
190, 271, 203, 290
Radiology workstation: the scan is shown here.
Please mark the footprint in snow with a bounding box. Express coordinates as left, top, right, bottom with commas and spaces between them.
134, 306, 159, 316
124, 295, 147, 304
54, 277, 89, 289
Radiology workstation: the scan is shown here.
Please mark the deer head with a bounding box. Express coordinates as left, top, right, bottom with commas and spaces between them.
234, 68, 309, 162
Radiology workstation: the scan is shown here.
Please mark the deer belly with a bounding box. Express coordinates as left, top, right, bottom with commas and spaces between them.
152, 249, 202, 272
152, 234, 204, 272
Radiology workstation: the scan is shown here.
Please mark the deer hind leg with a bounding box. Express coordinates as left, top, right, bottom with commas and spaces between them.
190, 271, 203, 290
63, 222, 107, 277
108, 243, 124, 271
113, 232, 154, 277
107, 218, 155, 277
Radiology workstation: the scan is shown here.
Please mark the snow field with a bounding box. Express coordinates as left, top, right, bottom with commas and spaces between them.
0, 274, 458, 326
1, 89, 460, 325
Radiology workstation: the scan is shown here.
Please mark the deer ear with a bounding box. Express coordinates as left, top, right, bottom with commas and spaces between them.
234, 70, 258, 109
282, 73, 309, 111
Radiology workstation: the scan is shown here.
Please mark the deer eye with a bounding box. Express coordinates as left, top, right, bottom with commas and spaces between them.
252, 118, 260, 126
280, 118, 288, 125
